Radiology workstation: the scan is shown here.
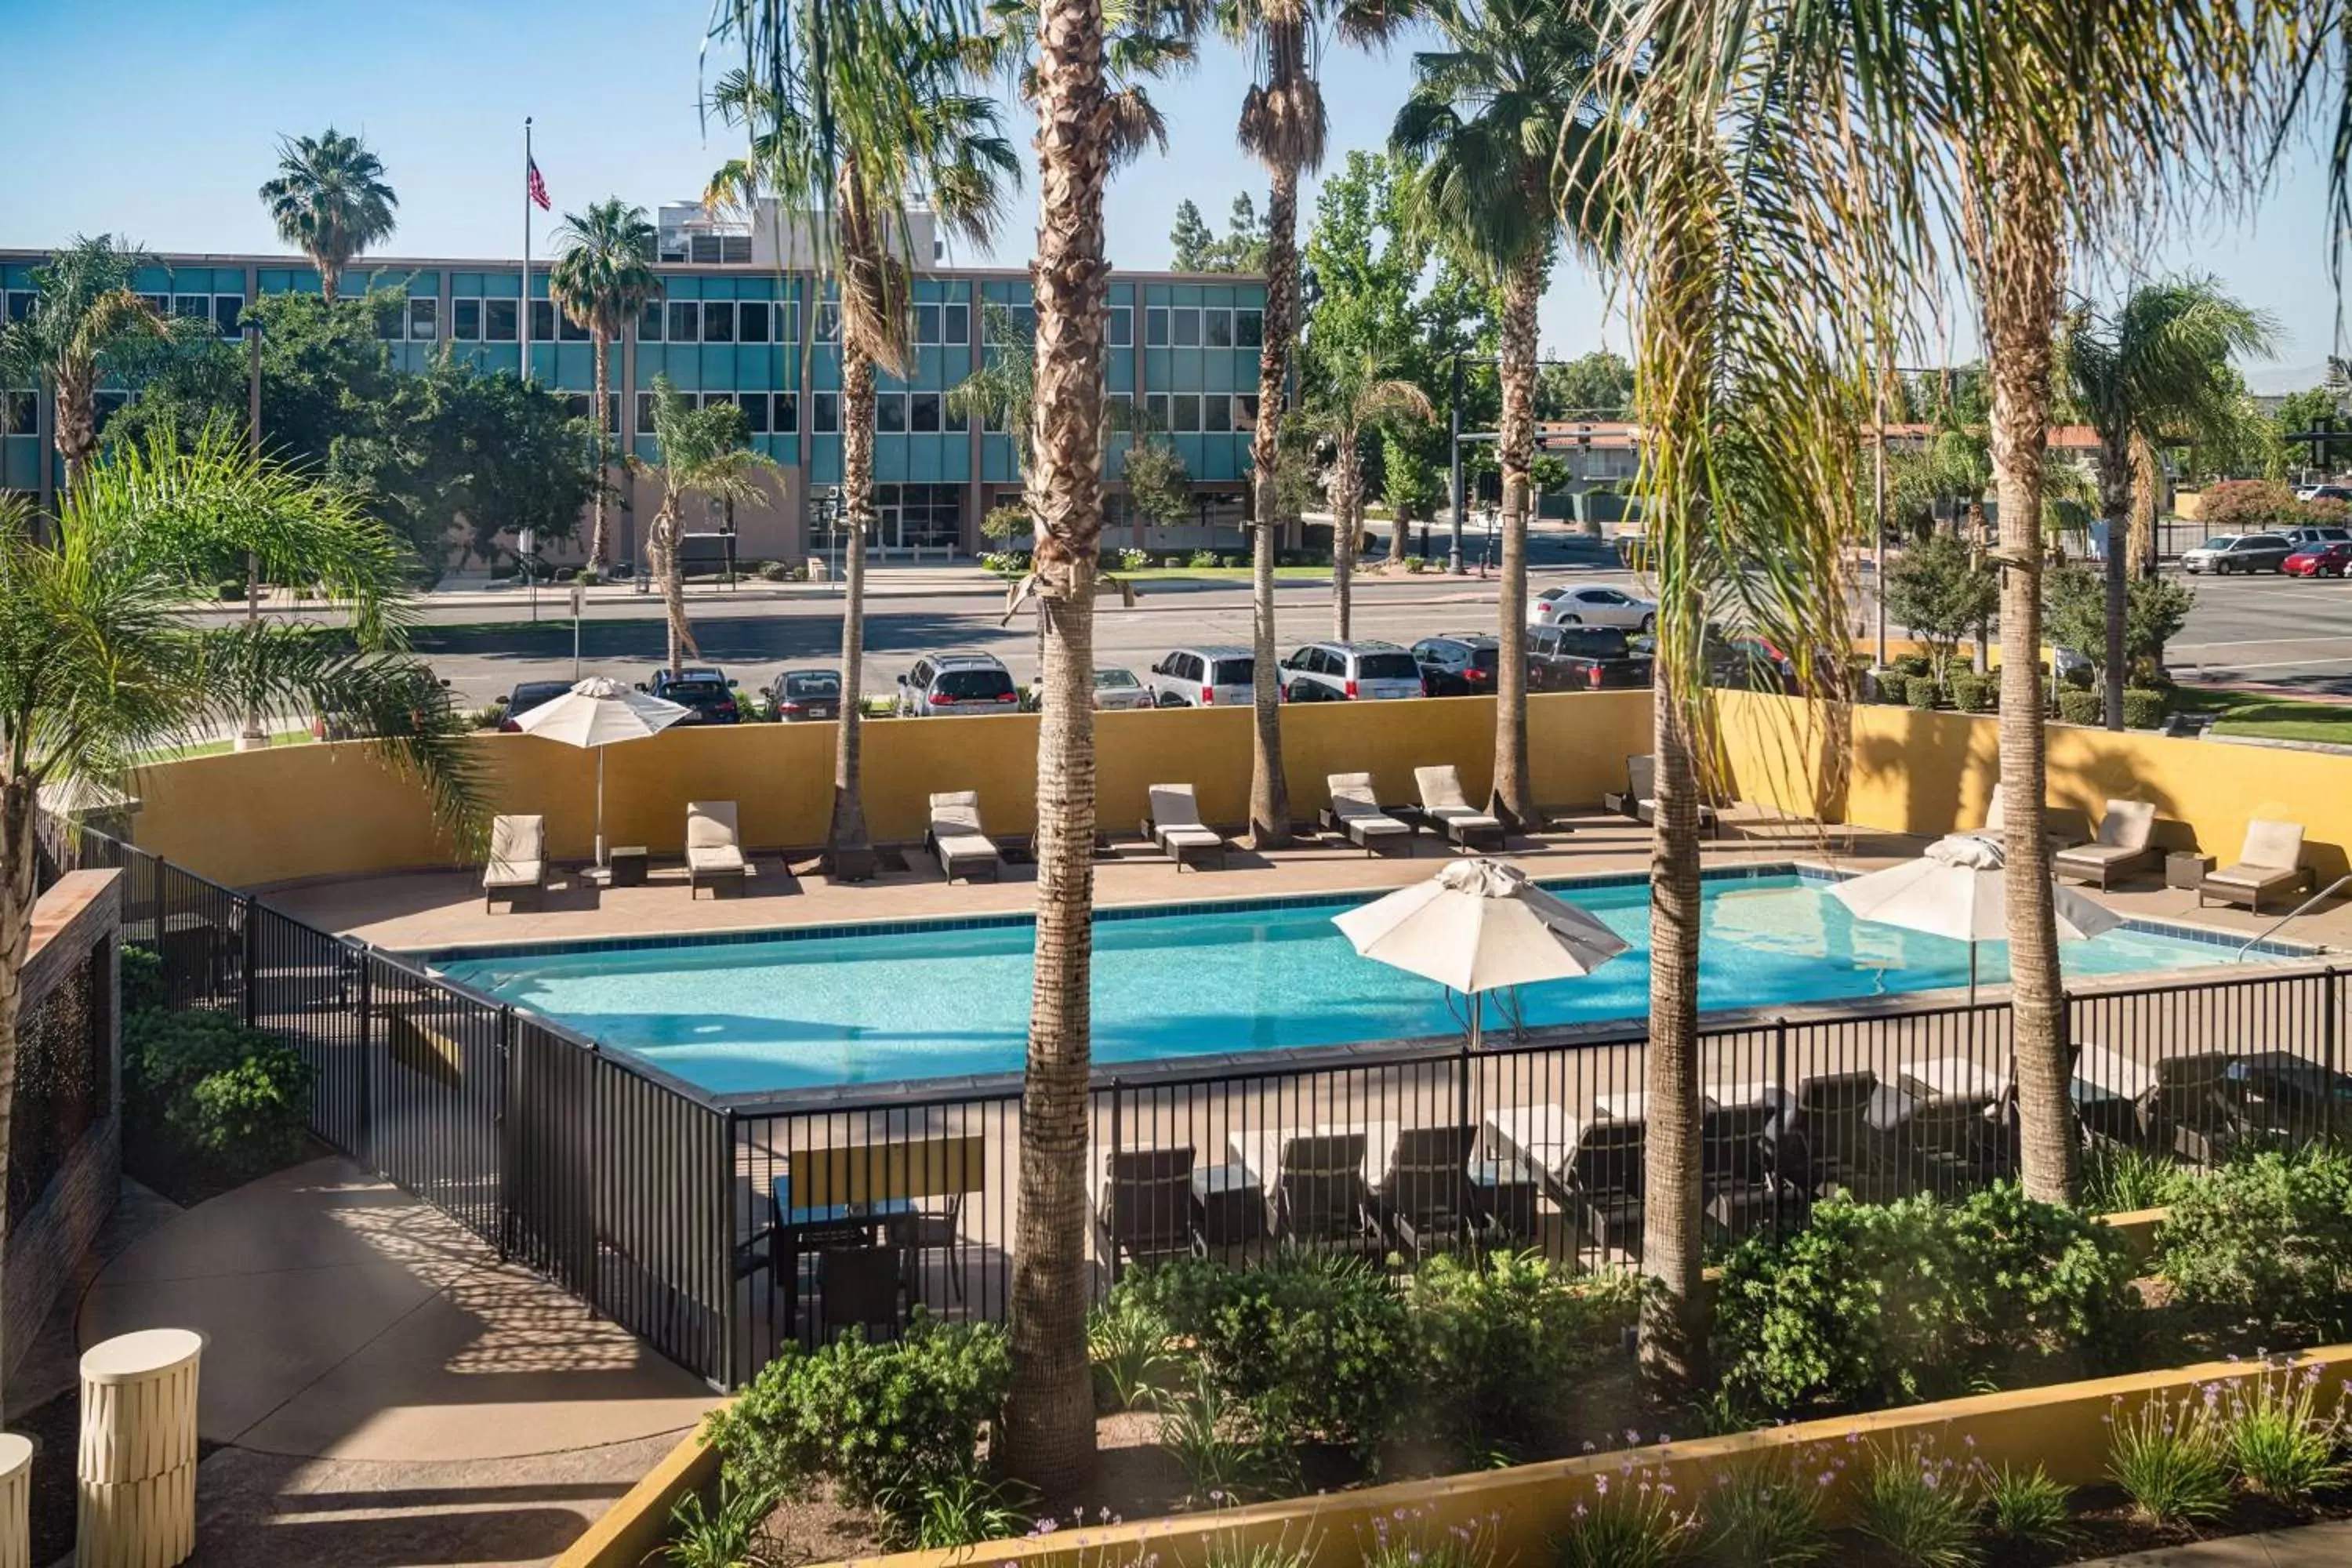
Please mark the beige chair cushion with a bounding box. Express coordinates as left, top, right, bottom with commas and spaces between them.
1160, 823, 1222, 849
1149, 783, 1204, 829
685, 801, 744, 873
1626, 755, 1657, 800
482, 815, 545, 888
1415, 765, 1473, 813
2096, 799, 2157, 851
934, 831, 998, 863
2239, 818, 2304, 870
1327, 772, 1386, 820
2056, 842, 2139, 870
930, 790, 985, 839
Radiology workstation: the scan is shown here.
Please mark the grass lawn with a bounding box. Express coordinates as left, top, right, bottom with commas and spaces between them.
2173, 687, 2352, 746
1098, 564, 1334, 582
143, 728, 316, 761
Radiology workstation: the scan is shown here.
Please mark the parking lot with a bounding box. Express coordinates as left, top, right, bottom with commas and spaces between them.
2158, 569, 2352, 695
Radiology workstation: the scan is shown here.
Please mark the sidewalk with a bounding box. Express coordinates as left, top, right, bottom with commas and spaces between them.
2078, 1519, 2352, 1565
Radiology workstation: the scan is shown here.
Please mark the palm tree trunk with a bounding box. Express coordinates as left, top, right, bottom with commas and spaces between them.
1979, 161, 2078, 1207
319, 263, 339, 306
652, 497, 698, 677
588, 332, 612, 569
2096, 434, 2131, 729
827, 353, 876, 864
2127, 432, 2161, 579
1492, 248, 1543, 829
1247, 162, 1300, 851
53, 384, 93, 496
1331, 434, 1357, 641
0, 774, 33, 1389
1000, 0, 1110, 1499
1641, 666, 1705, 1393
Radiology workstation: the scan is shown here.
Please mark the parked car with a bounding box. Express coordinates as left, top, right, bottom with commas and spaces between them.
764, 668, 842, 721
2182, 533, 2295, 574
495, 679, 574, 732
1708, 633, 1799, 693
1526, 624, 1653, 691
1529, 583, 1657, 631
1278, 640, 1425, 702
1091, 667, 1154, 711
1410, 633, 1499, 697
1145, 644, 1257, 708
643, 667, 742, 724
894, 652, 1019, 716
2294, 484, 2352, 504
2281, 524, 2352, 550
2284, 541, 2352, 579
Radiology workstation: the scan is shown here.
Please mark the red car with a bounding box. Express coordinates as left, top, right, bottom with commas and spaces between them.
2283, 542, 2352, 579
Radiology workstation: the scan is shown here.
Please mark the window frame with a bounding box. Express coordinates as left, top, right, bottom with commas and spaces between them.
530, 299, 557, 343
1145, 306, 1170, 347
814, 391, 840, 433
876, 391, 908, 434
1203, 308, 1232, 348
484, 298, 518, 343
737, 299, 771, 343
666, 300, 701, 343
1236, 307, 1264, 349
909, 390, 943, 433
1109, 305, 1133, 347
1171, 394, 1201, 432
702, 300, 736, 343
408, 296, 440, 342
774, 391, 799, 433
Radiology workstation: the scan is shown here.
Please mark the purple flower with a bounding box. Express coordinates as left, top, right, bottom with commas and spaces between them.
1595, 1475, 1610, 1497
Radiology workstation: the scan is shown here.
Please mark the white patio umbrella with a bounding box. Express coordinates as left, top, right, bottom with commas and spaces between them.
1332, 858, 1631, 1048
1828, 833, 2123, 1005
514, 676, 692, 867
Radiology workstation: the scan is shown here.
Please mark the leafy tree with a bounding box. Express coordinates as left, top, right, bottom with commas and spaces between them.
1120, 435, 1193, 526
257, 129, 398, 303
413, 358, 602, 564
2199, 478, 2306, 530
641, 377, 774, 676
2045, 565, 2195, 684
1169, 198, 1219, 270
1882, 534, 2001, 685
1300, 338, 1432, 637
1537, 349, 1633, 419
1381, 426, 1443, 529
2274, 385, 2348, 474
549, 200, 661, 568
947, 301, 1036, 477
1167, 193, 1269, 271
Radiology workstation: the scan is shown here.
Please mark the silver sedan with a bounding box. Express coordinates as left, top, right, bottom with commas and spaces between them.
1529, 583, 1658, 631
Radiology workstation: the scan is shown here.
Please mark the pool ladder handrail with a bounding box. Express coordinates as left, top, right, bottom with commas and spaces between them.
2233, 873, 2352, 961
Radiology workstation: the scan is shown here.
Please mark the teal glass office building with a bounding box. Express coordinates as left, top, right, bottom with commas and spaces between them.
1, 249, 1270, 564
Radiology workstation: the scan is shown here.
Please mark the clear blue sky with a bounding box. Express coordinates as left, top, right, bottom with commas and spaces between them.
0, 0, 2340, 392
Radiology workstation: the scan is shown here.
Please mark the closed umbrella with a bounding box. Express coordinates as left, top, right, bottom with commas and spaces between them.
1332, 858, 1630, 1049
514, 676, 691, 867
1828, 833, 2122, 1005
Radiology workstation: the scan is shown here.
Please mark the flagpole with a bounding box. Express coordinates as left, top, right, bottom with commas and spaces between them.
521, 116, 533, 385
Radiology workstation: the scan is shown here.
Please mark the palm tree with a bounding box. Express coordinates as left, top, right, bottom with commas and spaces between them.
1218, 0, 1410, 850
1300, 338, 1432, 638
641, 377, 776, 677
707, 22, 1018, 877
2060, 277, 2274, 728
0, 235, 190, 492
1392, 0, 1613, 829
258, 129, 399, 303
550, 201, 662, 572
1, 430, 478, 1361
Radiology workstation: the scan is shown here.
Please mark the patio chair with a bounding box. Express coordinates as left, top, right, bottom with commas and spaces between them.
899, 1189, 968, 1305
1372, 1124, 1483, 1257
2143, 1051, 2246, 1165
1321, 773, 1415, 857
818, 1244, 909, 1343
685, 800, 747, 898
2054, 800, 2161, 890
1142, 783, 1229, 871
1265, 1131, 1378, 1249
1699, 1101, 1781, 1237
1411, 766, 1507, 853
1563, 1119, 1646, 1256
1095, 1146, 1203, 1269
927, 790, 1004, 884
481, 814, 548, 913
1605, 756, 1718, 837
1900, 1092, 2001, 1194
2199, 819, 2315, 914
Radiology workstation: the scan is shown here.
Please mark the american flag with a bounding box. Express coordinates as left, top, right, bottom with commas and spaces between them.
527, 158, 551, 212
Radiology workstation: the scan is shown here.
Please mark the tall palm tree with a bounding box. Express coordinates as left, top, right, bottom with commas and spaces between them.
550, 201, 662, 572
1392, 0, 1615, 829
258, 129, 399, 303
2060, 277, 2274, 728
1300, 338, 1432, 638
707, 23, 1018, 876
0, 235, 191, 493
642, 376, 778, 676
1218, 0, 1409, 850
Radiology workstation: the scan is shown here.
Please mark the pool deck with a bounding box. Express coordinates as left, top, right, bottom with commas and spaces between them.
261, 807, 2352, 958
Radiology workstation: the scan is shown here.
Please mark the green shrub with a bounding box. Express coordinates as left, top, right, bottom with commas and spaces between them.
1152, 1365, 1297, 1504
466, 703, 506, 730
1891, 652, 1932, 678
654, 1475, 782, 1568
2082, 1144, 2195, 1214
2055, 688, 2103, 725
2122, 687, 2170, 730
1553, 1462, 1703, 1568
1188, 549, 1223, 568
757, 561, 797, 583
702, 1317, 1009, 1518
2158, 1144, 2352, 1343
1408, 1250, 1635, 1461
120, 946, 165, 1014
1405, 556, 1430, 573
1854, 1443, 1980, 1568
1700, 1451, 1834, 1566
1947, 671, 1996, 713
2219, 1361, 2348, 1503
122, 1007, 313, 1182
1903, 675, 1944, 710
1087, 1293, 1176, 1411
216, 577, 249, 601
870, 1472, 1032, 1551
1363, 1515, 1500, 1568
1118, 548, 1151, 571
2108, 1391, 2231, 1526
1979, 1463, 2074, 1552
980, 550, 1029, 576
1944, 1181, 2137, 1375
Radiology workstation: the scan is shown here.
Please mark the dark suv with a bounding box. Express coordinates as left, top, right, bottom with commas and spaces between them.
1526, 624, 1653, 691
1411, 634, 1500, 697
496, 679, 573, 731
644, 666, 741, 724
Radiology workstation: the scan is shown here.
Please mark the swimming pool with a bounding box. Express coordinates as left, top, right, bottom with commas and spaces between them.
427, 867, 2297, 1097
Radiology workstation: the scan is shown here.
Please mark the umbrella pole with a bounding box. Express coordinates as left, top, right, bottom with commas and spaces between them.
596, 747, 607, 868
1470, 993, 1483, 1053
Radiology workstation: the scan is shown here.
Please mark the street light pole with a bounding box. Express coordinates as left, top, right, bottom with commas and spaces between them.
1873, 372, 1889, 669
237, 318, 269, 751
1447, 354, 1466, 575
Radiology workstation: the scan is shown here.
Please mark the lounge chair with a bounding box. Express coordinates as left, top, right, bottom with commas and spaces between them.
1790, 1070, 1883, 1196
1321, 773, 1415, 856
1605, 756, 1718, 837
481, 814, 548, 912
685, 800, 747, 898
1563, 1120, 1646, 1256
2200, 819, 2315, 914
1142, 783, 1229, 871
927, 790, 1003, 884
1372, 1124, 1483, 1257
2054, 799, 2160, 890
1095, 1146, 1202, 1269
1412, 765, 1507, 852
1972, 793, 2085, 852
1699, 1101, 1780, 1236
1247, 1130, 1377, 1250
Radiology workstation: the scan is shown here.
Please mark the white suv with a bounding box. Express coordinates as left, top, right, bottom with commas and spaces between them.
1144, 645, 1257, 708
1278, 641, 1425, 702
893, 652, 1019, 717
1530, 583, 1657, 631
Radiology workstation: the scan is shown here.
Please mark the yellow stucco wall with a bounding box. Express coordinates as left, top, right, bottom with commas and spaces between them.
129, 691, 1656, 889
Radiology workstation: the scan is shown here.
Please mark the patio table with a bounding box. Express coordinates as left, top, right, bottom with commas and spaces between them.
769, 1174, 915, 1340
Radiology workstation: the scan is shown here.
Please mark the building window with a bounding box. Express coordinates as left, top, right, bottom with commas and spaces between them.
485, 299, 518, 342
1145, 306, 1169, 347
909, 390, 942, 432
558, 307, 590, 342
739, 391, 770, 433
1171, 307, 1200, 347
702, 394, 736, 419
1109, 306, 1132, 347
1146, 393, 1171, 429
1171, 394, 1201, 432
635, 391, 658, 432
374, 297, 405, 340
1236, 308, 1264, 349
667, 300, 700, 343
5, 291, 35, 323
913, 303, 941, 344
1013, 304, 1037, 339
777, 299, 800, 343
815, 302, 840, 343
1203, 309, 1232, 349
92, 390, 128, 435
213, 296, 245, 338
738, 299, 770, 342
1203, 393, 1231, 433
452, 299, 481, 341
564, 393, 593, 423
944, 303, 969, 343
1107, 390, 1134, 426
774, 391, 798, 433
637, 299, 663, 342
876, 392, 907, 434
531, 300, 556, 342
408, 297, 439, 341
814, 392, 840, 433
172, 295, 209, 325
702, 301, 736, 343
1233, 392, 1261, 428
2, 390, 38, 433
604, 393, 621, 434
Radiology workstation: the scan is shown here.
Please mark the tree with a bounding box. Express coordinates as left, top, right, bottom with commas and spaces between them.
1381, 426, 1443, 539
0, 235, 196, 492
1393, 0, 1613, 831
1217, 193, 1271, 272
414, 357, 603, 564
948, 300, 1038, 482
1882, 534, 2000, 686
2060, 277, 2274, 727
1537, 348, 1633, 419
2045, 565, 2195, 686
1301, 339, 1432, 637
1170, 198, 1219, 269
708, 20, 1018, 873
2275, 385, 2347, 475
1120, 433, 1194, 525
258, 129, 398, 304
641, 376, 775, 675
550, 201, 662, 570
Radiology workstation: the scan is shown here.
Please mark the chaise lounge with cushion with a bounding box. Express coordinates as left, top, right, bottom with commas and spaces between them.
927, 790, 1004, 884
1411, 764, 1507, 852
1142, 783, 1229, 870
2053, 799, 2160, 890
1322, 772, 1415, 856
1604, 755, 1718, 837
685, 800, 747, 898
2199, 818, 2314, 914
481, 814, 549, 912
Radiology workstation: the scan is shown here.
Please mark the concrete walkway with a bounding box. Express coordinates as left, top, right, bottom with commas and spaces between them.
76, 1157, 717, 1563
2082, 1519, 2352, 1565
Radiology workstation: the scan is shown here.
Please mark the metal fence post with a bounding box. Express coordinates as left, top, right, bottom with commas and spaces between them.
2327, 968, 2340, 1146
720, 1107, 739, 1388
239, 896, 259, 1026
1772, 1017, 1790, 1238
1105, 1078, 1123, 1287
1457, 1043, 1474, 1145
354, 949, 375, 1170
494, 1004, 515, 1263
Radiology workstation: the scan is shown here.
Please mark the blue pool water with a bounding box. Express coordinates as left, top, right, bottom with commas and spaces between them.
430, 871, 2277, 1096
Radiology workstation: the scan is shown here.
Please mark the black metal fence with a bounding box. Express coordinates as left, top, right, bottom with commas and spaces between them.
46, 822, 2350, 1391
